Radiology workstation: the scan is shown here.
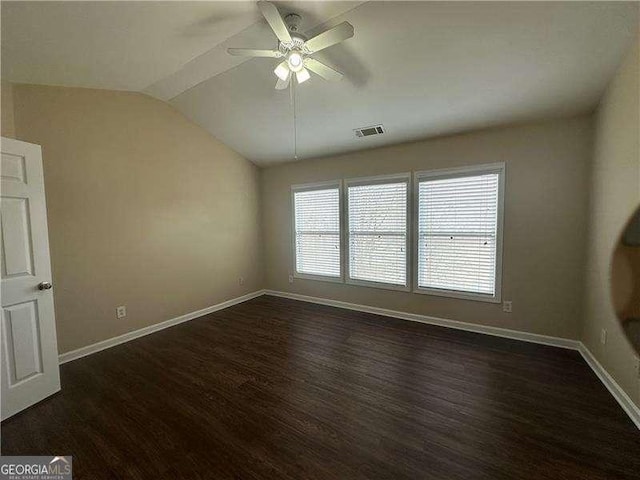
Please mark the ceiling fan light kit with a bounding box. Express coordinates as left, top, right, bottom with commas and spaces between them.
295, 67, 310, 84
274, 61, 290, 81
287, 51, 303, 72
227, 1, 354, 90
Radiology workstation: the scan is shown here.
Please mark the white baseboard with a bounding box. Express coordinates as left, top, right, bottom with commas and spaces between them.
264, 290, 580, 350
578, 343, 640, 430
58, 290, 266, 364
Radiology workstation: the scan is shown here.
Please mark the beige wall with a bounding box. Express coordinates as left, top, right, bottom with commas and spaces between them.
261, 116, 593, 339
583, 38, 640, 408
9, 84, 263, 354
1, 82, 16, 138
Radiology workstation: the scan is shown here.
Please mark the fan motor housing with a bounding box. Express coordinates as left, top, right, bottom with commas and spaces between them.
279, 36, 306, 55
280, 12, 307, 52
284, 13, 302, 32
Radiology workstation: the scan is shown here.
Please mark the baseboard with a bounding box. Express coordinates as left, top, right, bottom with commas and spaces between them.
578, 343, 640, 430
58, 290, 266, 364
264, 290, 580, 350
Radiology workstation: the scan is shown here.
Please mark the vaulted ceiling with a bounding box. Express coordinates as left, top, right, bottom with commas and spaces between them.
3, 1, 638, 165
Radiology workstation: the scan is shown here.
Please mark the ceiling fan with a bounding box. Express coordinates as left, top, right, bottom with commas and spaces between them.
227, 1, 354, 90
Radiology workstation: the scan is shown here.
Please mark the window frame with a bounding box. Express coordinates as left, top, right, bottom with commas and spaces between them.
412, 163, 505, 303
291, 180, 344, 283
344, 173, 411, 292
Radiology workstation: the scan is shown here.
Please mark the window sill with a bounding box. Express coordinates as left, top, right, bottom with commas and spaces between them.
294, 272, 343, 284
346, 278, 410, 293
412, 287, 501, 304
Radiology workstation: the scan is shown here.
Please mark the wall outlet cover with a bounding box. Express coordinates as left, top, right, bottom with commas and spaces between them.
116, 305, 126, 319
502, 301, 512, 313
288, 275, 294, 284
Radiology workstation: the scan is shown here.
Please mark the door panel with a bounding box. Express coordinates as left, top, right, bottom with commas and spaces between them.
1, 152, 27, 184
3, 300, 43, 383
1, 197, 35, 278
1, 137, 60, 420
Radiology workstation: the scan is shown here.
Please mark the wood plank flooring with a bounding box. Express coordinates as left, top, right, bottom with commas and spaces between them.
2, 295, 639, 479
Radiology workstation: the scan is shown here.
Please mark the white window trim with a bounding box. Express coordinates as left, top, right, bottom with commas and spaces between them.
291, 180, 344, 283
344, 173, 411, 292
412, 162, 505, 303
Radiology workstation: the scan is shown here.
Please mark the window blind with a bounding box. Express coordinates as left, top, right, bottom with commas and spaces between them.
348, 181, 407, 286
417, 172, 500, 296
294, 187, 341, 277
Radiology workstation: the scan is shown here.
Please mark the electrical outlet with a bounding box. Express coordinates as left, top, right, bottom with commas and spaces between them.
288, 275, 294, 284
502, 301, 512, 313
116, 305, 126, 319
600, 328, 607, 345
238, 277, 245, 286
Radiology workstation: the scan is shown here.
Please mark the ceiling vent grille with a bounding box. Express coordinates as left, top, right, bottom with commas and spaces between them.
355, 125, 385, 138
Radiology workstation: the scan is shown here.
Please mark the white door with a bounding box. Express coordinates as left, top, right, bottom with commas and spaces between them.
1, 137, 60, 420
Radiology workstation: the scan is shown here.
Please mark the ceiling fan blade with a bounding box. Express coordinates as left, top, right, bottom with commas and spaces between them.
304, 58, 343, 81
275, 73, 291, 90
304, 22, 354, 53
258, 1, 292, 44
227, 48, 281, 57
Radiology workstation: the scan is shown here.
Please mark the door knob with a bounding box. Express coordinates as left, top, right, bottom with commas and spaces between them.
38, 281, 53, 290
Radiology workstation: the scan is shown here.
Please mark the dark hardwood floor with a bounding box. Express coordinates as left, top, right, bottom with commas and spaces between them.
2, 295, 639, 479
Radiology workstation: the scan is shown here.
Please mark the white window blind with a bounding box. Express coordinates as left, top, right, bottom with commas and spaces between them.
417, 171, 501, 297
293, 187, 341, 278
348, 181, 408, 286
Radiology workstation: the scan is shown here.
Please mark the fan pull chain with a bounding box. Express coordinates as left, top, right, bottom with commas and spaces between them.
290, 77, 298, 160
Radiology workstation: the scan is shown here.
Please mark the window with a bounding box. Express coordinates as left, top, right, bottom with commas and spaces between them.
415, 164, 504, 302
346, 176, 409, 288
290, 164, 505, 300
292, 183, 341, 280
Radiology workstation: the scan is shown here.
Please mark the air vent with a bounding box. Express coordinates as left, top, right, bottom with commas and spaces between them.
355, 124, 385, 138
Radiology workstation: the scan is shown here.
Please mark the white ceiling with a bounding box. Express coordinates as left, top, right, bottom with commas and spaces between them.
1, 1, 361, 92
2, 1, 638, 165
